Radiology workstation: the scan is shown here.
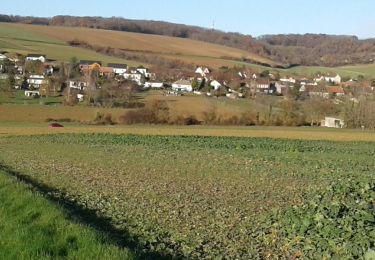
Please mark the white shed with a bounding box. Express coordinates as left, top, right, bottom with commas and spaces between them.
321, 117, 345, 128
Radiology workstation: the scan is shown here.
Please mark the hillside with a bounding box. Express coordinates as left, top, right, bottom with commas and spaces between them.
258, 34, 375, 66
1, 22, 375, 78
0, 23, 141, 66
2, 14, 375, 67
0, 23, 275, 69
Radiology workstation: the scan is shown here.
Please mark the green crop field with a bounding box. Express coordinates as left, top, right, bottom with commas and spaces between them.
0, 134, 373, 259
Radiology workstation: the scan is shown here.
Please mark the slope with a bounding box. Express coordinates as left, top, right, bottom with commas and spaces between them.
0, 23, 142, 66
0, 23, 276, 68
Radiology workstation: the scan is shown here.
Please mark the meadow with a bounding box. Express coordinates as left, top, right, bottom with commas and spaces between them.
0, 134, 374, 258
0, 89, 259, 123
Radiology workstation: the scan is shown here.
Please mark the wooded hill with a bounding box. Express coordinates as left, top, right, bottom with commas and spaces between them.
1, 14, 375, 67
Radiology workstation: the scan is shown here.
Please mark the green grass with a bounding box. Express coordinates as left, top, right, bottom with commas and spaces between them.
0, 90, 63, 105
0, 170, 134, 260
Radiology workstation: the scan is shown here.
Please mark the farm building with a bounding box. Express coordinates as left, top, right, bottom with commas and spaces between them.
27, 75, 48, 89
124, 72, 143, 85
321, 117, 345, 128
144, 82, 164, 88
172, 80, 193, 92
108, 63, 128, 75
68, 80, 87, 90
315, 74, 342, 84
26, 54, 46, 63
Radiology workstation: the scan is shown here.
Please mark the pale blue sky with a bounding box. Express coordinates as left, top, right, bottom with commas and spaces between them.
2, 0, 375, 38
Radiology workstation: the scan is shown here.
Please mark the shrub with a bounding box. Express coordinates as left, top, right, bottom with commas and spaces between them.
120, 100, 170, 124
93, 112, 115, 125
172, 115, 200, 125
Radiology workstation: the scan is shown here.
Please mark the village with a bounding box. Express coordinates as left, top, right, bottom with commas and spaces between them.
1, 51, 375, 128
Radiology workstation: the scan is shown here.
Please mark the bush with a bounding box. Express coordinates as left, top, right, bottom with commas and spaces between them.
172, 115, 200, 125
120, 100, 170, 124
93, 112, 115, 125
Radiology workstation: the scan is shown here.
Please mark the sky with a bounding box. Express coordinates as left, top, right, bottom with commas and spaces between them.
2, 0, 375, 38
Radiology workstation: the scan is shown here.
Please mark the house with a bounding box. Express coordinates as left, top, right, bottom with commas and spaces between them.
68, 80, 87, 90
210, 80, 222, 91
172, 79, 193, 92
99, 67, 114, 77
124, 72, 143, 85
131, 66, 154, 79
321, 117, 345, 128
326, 86, 345, 97
136, 66, 149, 75
144, 82, 164, 89
315, 74, 341, 84
77, 94, 84, 102
252, 73, 258, 79
275, 82, 290, 95
25, 90, 40, 97
280, 77, 296, 84
27, 75, 47, 89
342, 79, 360, 88
26, 54, 46, 63
107, 63, 128, 75
0, 53, 7, 60
195, 66, 210, 77
304, 85, 329, 98
238, 71, 248, 79
256, 80, 270, 93
300, 80, 317, 87
79, 60, 102, 72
